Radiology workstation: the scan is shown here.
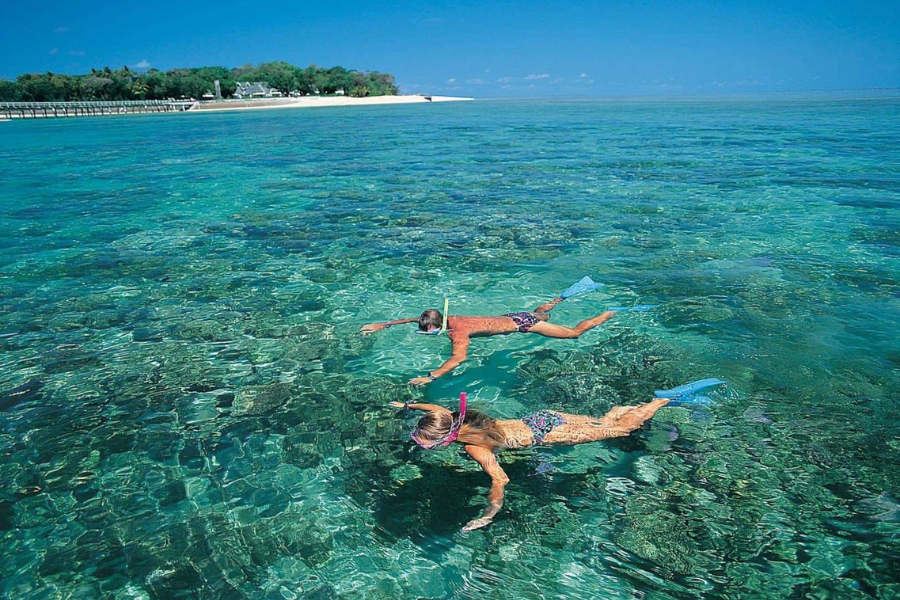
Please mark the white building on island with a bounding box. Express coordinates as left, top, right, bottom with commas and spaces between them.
233, 82, 283, 99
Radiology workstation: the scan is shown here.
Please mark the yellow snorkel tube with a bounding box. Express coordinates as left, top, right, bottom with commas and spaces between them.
439, 297, 449, 334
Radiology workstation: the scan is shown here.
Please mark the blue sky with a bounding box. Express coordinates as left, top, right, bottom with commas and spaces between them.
2, 0, 897, 96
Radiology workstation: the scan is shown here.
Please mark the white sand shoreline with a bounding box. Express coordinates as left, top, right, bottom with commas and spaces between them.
190, 95, 473, 113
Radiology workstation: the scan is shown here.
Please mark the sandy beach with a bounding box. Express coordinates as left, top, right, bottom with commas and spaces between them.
190, 95, 473, 113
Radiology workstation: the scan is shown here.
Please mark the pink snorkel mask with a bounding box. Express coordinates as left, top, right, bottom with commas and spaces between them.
411, 392, 467, 449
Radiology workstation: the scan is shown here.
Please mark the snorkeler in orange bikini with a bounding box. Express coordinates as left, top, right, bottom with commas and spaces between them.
361, 277, 618, 386
391, 379, 725, 531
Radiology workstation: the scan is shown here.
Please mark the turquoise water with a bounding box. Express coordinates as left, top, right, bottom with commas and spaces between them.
1, 96, 898, 599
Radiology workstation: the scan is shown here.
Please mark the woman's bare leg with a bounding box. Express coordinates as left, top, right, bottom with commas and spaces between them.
612, 398, 670, 432
528, 311, 616, 339
543, 399, 670, 444
534, 297, 564, 314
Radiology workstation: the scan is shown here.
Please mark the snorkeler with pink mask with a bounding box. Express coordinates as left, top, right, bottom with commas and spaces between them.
392, 379, 725, 531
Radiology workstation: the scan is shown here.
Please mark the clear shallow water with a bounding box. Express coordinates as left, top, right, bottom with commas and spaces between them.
1, 97, 898, 599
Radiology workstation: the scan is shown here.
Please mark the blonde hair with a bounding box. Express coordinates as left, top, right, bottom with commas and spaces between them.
413, 409, 506, 450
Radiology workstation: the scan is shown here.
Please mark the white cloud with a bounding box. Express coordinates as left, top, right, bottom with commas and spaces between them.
68, 50, 85, 56
465, 78, 484, 84
579, 73, 588, 78
54, 26, 70, 33
524, 73, 549, 80
133, 59, 151, 69
49, 48, 58, 55
447, 78, 457, 83
497, 76, 514, 83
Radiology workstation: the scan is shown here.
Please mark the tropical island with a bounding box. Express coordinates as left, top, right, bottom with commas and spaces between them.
0, 62, 399, 102
0, 61, 472, 119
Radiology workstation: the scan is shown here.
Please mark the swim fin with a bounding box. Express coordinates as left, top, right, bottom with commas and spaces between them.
654, 378, 725, 402
666, 394, 716, 407
560, 276, 603, 300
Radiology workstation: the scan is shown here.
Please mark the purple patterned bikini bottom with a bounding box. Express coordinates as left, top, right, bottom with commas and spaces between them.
505, 312, 540, 333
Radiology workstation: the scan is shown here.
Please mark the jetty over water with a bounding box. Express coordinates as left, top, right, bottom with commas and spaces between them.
1, 100, 197, 119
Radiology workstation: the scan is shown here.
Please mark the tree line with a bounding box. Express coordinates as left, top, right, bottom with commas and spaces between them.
0, 62, 399, 102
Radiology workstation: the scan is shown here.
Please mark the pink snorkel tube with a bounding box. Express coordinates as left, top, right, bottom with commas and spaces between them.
411, 392, 467, 449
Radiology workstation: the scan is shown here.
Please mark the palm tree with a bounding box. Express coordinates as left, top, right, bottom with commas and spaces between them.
130, 79, 148, 99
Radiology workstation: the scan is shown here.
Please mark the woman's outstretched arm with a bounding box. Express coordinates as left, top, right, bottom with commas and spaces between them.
360, 317, 418, 335
462, 444, 510, 532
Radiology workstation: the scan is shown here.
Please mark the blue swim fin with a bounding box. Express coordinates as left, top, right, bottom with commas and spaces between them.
667, 394, 716, 407
607, 304, 658, 312
560, 276, 603, 300
655, 378, 726, 403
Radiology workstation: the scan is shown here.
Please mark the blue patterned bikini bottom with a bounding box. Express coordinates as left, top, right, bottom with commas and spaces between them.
521, 410, 567, 444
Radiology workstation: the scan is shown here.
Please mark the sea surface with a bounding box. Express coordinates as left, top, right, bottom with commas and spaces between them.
1, 96, 898, 599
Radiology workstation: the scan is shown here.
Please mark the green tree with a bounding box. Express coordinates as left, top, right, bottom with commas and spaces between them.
15, 73, 59, 101
313, 66, 351, 95
129, 78, 149, 99
249, 61, 301, 94
141, 69, 168, 99
348, 71, 369, 97
195, 66, 235, 98
0, 79, 16, 101
295, 65, 319, 95
81, 75, 113, 100
164, 69, 210, 99
366, 71, 398, 96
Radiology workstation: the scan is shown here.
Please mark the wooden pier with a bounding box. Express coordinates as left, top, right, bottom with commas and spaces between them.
0, 100, 197, 120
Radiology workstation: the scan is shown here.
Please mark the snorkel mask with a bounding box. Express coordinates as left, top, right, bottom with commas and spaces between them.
411, 392, 467, 449
415, 298, 450, 336
415, 329, 443, 336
